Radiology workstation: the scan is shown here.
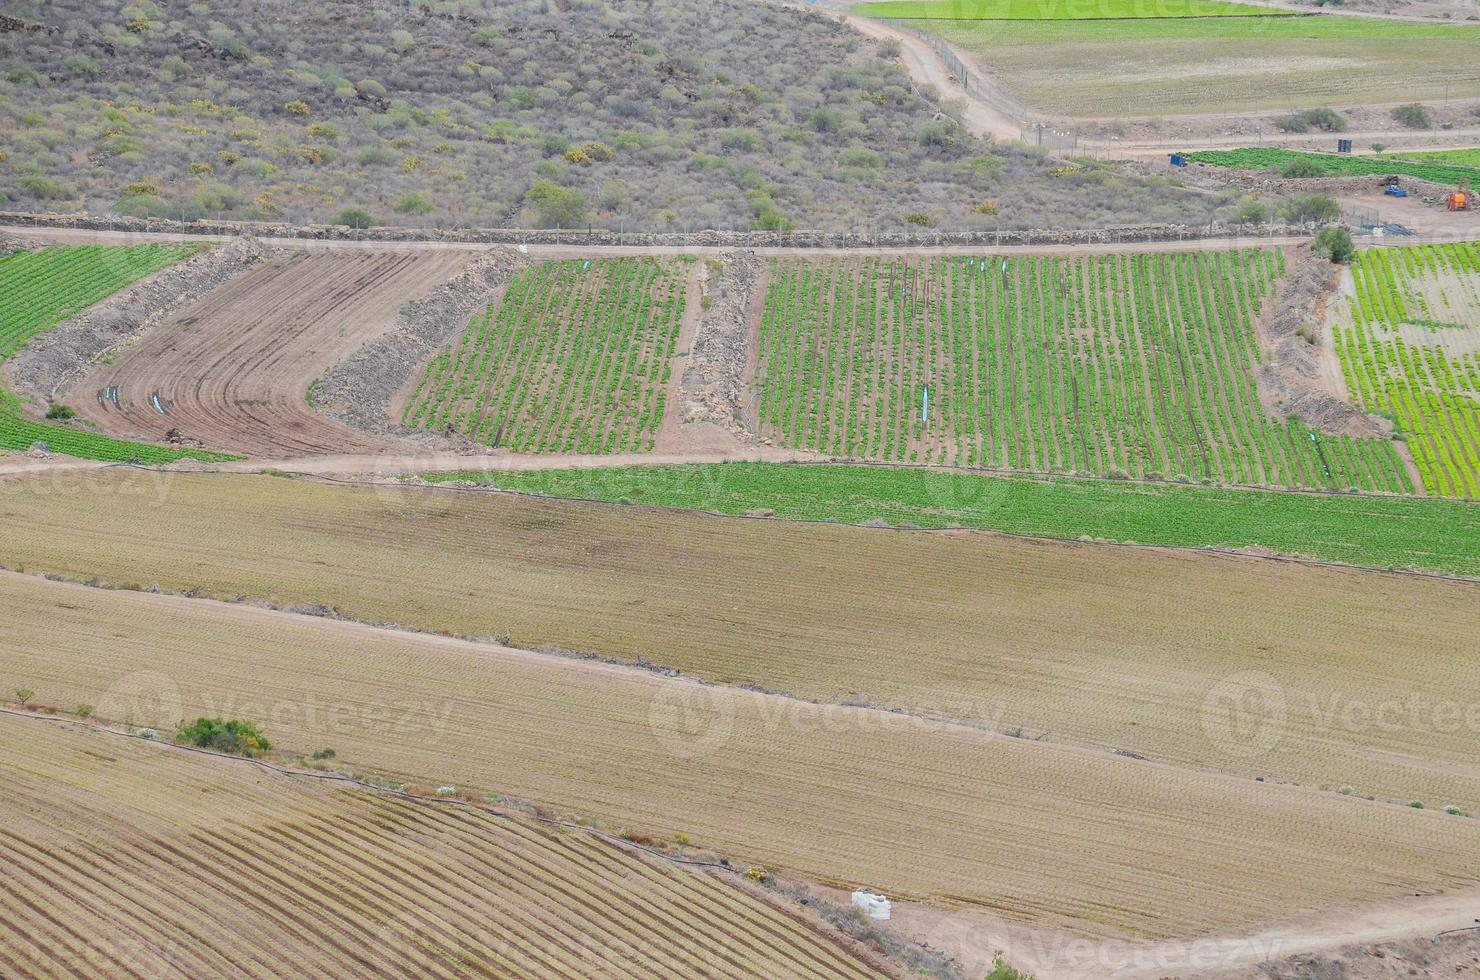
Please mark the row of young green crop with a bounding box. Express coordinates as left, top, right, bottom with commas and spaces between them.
403, 258, 686, 455
1183, 148, 1480, 187
0, 244, 234, 464
1337, 243, 1480, 498
757, 252, 1410, 493
0, 245, 199, 360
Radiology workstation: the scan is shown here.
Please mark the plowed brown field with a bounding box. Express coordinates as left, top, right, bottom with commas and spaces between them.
76, 251, 467, 456
2, 470, 1477, 814
4, 574, 1480, 943
0, 712, 888, 979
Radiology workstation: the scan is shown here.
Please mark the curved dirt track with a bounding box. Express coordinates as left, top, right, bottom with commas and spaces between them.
77, 251, 468, 456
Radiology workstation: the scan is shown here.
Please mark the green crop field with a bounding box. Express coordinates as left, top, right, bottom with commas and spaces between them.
417, 462, 1480, 577
1388, 148, 1480, 170
855, 0, 1294, 19
859, 6, 1480, 116
756, 252, 1411, 493
1336, 244, 1480, 499
403, 257, 687, 454
0, 245, 236, 464
1185, 149, 1480, 187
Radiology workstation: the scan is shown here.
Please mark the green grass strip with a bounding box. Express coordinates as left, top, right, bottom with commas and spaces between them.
420, 462, 1480, 578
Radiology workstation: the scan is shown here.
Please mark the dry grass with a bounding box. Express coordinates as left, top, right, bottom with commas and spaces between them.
4, 573, 1480, 942
1, 470, 1478, 813
0, 710, 888, 980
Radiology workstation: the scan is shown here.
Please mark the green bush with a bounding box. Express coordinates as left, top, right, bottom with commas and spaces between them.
1281, 194, 1341, 224
174, 717, 271, 756
1280, 157, 1323, 179
1301, 107, 1347, 133
44, 404, 75, 420
393, 191, 435, 216
1313, 226, 1354, 263
331, 208, 376, 229
986, 952, 1036, 980
1234, 200, 1268, 225
1273, 108, 1347, 134
61, 55, 100, 80
1391, 103, 1433, 129
19, 175, 76, 200
526, 179, 588, 228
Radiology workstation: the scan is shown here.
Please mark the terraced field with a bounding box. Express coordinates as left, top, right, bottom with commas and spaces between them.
3, 470, 1479, 815
861, 3, 1480, 115
403, 257, 688, 454
757, 252, 1409, 491
1335, 244, 1480, 498
0, 244, 232, 463
0, 713, 886, 979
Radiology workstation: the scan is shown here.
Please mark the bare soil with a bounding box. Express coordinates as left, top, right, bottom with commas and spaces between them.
0, 710, 891, 980
72, 250, 467, 456
5, 567, 1480, 945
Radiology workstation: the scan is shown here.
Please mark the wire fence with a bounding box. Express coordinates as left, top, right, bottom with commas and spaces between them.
879, 18, 1082, 150
3, 209, 1392, 252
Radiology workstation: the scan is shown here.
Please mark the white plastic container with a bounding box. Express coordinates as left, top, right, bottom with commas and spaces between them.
850, 890, 891, 921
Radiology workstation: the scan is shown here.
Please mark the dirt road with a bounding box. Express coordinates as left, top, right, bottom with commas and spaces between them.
883, 885, 1480, 979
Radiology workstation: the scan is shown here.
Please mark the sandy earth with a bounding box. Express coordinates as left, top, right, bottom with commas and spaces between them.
73, 250, 468, 456
802, 0, 1480, 151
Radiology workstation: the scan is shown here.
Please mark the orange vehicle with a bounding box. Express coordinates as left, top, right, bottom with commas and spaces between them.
1447, 178, 1471, 211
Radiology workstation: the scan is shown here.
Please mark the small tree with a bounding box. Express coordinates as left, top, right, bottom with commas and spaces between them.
175, 717, 271, 756
44, 404, 76, 420
12, 688, 34, 707
1391, 103, 1433, 129
1313, 226, 1355, 263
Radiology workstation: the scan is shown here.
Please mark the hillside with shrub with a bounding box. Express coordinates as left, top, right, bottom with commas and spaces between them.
0, 0, 1241, 231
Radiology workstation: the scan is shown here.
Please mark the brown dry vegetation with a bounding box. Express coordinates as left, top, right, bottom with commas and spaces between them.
0, 711, 889, 980
4, 574, 1480, 943
74, 251, 467, 455
1, 471, 1479, 812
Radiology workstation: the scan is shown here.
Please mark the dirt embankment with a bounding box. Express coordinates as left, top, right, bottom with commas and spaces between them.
312, 247, 529, 437
680, 251, 765, 441
1255, 247, 1390, 438
4, 237, 268, 407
